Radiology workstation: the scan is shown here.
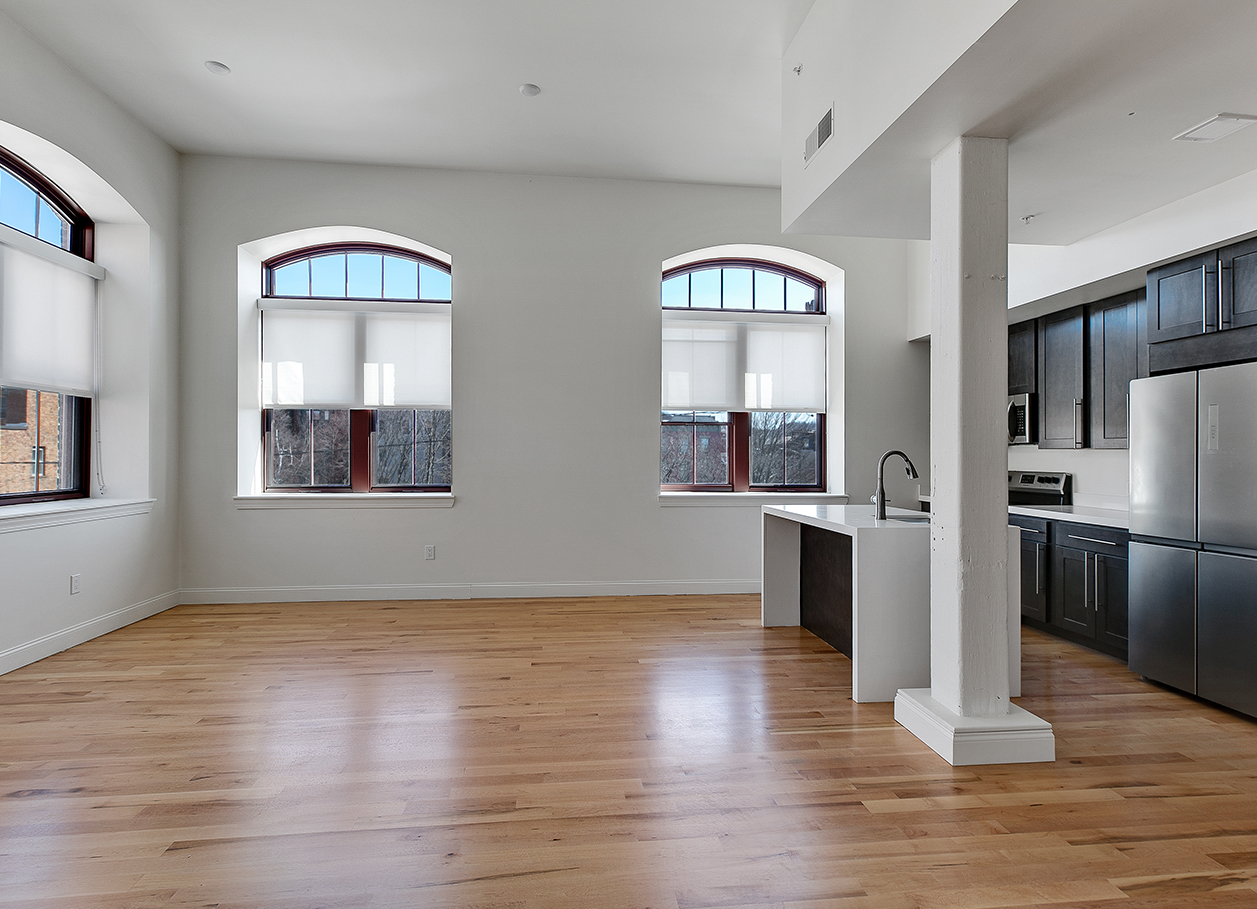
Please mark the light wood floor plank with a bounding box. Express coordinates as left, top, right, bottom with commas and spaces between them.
4, 594, 1257, 907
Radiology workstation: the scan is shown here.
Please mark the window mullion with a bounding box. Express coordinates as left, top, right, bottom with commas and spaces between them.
731, 412, 750, 491
350, 409, 372, 492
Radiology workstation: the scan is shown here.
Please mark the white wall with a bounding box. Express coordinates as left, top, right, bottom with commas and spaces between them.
179, 155, 929, 601
781, 0, 1017, 232
0, 12, 181, 672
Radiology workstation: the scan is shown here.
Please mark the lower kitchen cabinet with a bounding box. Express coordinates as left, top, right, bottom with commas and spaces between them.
1013, 516, 1129, 660
1052, 545, 1095, 637
1010, 515, 1048, 622
1094, 551, 1129, 651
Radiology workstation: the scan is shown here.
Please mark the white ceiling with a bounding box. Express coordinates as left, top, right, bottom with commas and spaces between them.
3, 0, 1257, 247
786, 0, 1257, 245
0, 0, 813, 187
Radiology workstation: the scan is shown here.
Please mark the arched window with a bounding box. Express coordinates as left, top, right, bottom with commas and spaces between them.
0, 146, 93, 258
259, 243, 452, 492
661, 258, 828, 491
0, 146, 98, 506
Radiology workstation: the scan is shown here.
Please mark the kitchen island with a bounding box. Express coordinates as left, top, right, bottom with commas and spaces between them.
763, 504, 1020, 703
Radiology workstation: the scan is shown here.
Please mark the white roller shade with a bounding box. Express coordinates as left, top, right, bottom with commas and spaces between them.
0, 241, 97, 395
745, 322, 827, 411
661, 320, 739, 411
260, 302, 452, 409
261, 310, 356, 407
662, 315, 826, 413
363, 311, 451, 408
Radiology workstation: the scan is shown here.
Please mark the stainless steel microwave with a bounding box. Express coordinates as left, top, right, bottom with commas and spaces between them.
1007, 393, 1035, 445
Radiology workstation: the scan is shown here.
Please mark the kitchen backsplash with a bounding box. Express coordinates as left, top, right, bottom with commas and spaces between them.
1007, 446, 1129, 510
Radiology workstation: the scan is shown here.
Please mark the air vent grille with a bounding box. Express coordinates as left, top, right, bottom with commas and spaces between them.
804, 108, 833, 165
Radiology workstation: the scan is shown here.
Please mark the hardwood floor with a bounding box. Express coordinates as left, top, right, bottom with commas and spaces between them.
3, 595, 1257, 908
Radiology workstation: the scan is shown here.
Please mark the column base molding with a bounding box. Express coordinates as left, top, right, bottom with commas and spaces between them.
894, 687, 1054, 766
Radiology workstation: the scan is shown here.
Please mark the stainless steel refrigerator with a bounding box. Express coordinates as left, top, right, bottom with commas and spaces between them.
1129, 362, 1257, 718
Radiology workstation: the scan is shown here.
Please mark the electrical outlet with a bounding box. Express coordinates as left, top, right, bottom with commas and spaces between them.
424, 545, 436, 560
70, 574, 81, 595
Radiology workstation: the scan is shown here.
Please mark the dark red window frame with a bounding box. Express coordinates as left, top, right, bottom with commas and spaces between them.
660, 412, 826, 492
0, 145, 95, 507
260, 242, 453, 494
662, 257, 825, 313
661, 258, 827, 492
261, 408, 452, 494
262, 242, 450, 300
0, 393, 92, 506
0, 145, 94, 260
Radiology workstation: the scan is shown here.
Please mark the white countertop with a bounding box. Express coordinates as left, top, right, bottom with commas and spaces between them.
767, 502, 1129, 531
762, 503, 930, 534
1008, 503, 1128, 529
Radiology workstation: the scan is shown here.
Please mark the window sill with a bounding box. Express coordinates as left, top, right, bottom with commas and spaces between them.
658, 492, 849, 507
234, 493, 455, 510
0, 497, 156, 534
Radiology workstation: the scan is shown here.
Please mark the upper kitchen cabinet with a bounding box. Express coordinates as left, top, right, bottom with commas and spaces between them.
1146, 252, 1217, 344
1147, 239, 1257, 374
1008, 320, 1036, 395
1038, 307, 1087, 449
1220, 236, 1257, 331
1088, 290, 1146, 449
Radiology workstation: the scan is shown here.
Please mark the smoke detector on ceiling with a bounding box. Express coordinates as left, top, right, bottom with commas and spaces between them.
1174, 113, 1257, 142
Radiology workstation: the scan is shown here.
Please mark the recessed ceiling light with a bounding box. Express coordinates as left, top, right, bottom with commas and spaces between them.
204, 60, 231, 76
519, 83, 541, 97
1174, 113, 1257, 142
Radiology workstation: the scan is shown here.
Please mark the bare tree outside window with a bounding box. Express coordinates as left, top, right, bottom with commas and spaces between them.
375, 409, 451, 487
269, 409, 350, 487
661, 412, 729, 486
751, 412, 819, 487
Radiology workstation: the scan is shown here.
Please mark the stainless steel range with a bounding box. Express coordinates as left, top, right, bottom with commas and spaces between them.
1008, 471, 1072, 507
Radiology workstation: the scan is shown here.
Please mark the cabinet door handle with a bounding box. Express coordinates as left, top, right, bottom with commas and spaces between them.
1205, 260, 1220, 332
1095, 555, 1105, 609
1073, 398, 1084, 448
1221, 261, 1231, 328
1066, 534, 1118, 546
1035, 542, 1044, 595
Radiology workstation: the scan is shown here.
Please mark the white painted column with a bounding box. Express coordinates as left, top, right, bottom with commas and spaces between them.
894, 136, 1054, 765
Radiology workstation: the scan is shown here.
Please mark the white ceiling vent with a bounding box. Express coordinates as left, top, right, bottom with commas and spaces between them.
1173, 113, 1257, 142
804, 108, 833, 166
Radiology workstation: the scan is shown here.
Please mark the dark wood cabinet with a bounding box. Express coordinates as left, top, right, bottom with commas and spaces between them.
1008, 320, 1037, 395
1010, 515, 1048, 622
1094, 552, 1129, 651
1052, 545, 1096, 637
1147, 251, 1217, 343
1037, 307, 1087, 448
1046, 521, 1129, 658
1088, 290, 1145, 449
1220, 236, 1257, 331
1146, 240, 1257, 374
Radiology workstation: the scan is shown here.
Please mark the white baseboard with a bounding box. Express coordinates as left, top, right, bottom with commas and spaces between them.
894, 687, 1055, 766
0, 590, 180, 676
466, 578, 760, 599
181, 578, 760, 604
1, 580, 761, 676
179, 583, 475, 604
